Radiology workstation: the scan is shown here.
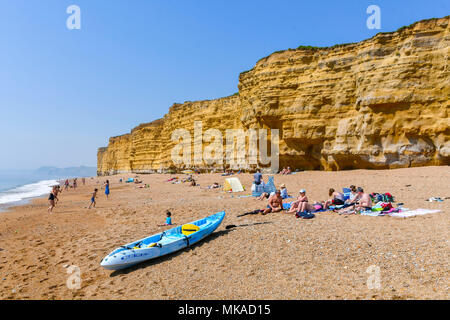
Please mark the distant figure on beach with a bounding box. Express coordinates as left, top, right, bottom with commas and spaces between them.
254, 169, 262, 185
64, 179, 69, 191
104, 180, 110, 199
280, 167, 292, 175
48, 187, 57, 214
53, 186, 61, 204
89, 189, 98, 209
82, 177, 86, 186
73, 178, 77, 189
262, 190, 283, 215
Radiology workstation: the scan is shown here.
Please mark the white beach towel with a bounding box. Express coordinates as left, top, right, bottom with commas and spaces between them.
389, 209, 441, 218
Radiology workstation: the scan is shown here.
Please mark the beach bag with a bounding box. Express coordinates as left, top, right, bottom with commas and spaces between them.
296, 211, 315, 219
382, 193, 394, 203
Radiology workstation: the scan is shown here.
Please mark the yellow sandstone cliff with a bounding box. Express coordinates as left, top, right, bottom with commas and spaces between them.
98, 16, 449, 175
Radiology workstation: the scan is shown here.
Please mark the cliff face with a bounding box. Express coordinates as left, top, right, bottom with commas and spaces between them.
98, 16, 450, 175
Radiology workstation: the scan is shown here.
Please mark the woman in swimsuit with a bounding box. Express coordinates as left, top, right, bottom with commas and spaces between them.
104, 180, 110, 199
288, 189, 308, 213
324, 188, 345, 209
48, 188, 56, 214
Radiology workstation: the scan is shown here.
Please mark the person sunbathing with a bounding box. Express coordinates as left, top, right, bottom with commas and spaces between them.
279, 167, 287, 175
288, 189, 308, 213
285, 167, 292, 175
324, 188, 345, 209
279, 184, 289, 199
298, 201, 323, 213
206, 182, 220, 189
338, 187, 372, 214
346, 185, 359, 204
354, 187, 373, 212
262, 190, 283, 215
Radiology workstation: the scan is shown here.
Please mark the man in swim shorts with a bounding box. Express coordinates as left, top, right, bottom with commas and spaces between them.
89, 189, 98, 209
262, 190, 283, 215
355, 187, 373, 212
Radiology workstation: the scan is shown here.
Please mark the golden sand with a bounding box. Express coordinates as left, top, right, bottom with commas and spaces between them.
0, 166, 448, 299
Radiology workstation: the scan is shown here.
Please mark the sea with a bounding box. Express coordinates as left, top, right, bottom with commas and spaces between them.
0, 170, 71, 210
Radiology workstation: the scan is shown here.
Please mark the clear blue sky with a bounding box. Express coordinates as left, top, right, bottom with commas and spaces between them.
0, 0, 448, 169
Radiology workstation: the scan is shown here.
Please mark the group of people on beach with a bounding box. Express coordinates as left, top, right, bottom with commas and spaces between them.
254, 170, 373, 216
284, 186, 373, 215
89, 179, 110, 209
48, 178, 110, 213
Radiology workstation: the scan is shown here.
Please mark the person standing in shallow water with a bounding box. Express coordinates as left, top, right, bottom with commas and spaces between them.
105, 180, 110, 199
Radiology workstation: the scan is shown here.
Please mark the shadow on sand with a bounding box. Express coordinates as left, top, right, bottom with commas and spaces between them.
109, 222, 272, 277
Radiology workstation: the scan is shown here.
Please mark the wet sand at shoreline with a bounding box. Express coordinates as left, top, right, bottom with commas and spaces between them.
0, 166, 448, 300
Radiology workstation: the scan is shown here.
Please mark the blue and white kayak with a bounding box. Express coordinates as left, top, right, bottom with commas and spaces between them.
100, 211, 226, 270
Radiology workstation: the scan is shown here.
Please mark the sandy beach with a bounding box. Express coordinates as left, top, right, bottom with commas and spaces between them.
0, 166, 448, 300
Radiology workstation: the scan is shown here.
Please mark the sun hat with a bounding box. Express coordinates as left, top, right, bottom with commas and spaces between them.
280, 184, 286, 188
299, 189, 306, 193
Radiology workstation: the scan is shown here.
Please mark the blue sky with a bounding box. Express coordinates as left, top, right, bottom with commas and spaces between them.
0, 0, 448, 169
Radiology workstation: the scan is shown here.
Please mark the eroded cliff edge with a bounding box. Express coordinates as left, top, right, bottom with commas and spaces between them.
98, 16, 449, 175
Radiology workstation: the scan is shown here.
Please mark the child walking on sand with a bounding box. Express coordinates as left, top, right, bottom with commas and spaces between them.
89, 189, 98, 209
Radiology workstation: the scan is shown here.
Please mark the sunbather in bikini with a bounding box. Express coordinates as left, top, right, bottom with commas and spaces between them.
324, 188, 345, 209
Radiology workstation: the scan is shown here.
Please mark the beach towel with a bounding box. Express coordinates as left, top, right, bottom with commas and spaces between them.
283, 202, 292, 210
389, 209, 441, 218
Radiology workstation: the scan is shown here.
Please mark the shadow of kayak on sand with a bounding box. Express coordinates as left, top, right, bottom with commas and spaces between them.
109, 222, 272, 277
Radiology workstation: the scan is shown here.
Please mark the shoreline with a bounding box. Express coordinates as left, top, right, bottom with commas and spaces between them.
0, 167, 448, 299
